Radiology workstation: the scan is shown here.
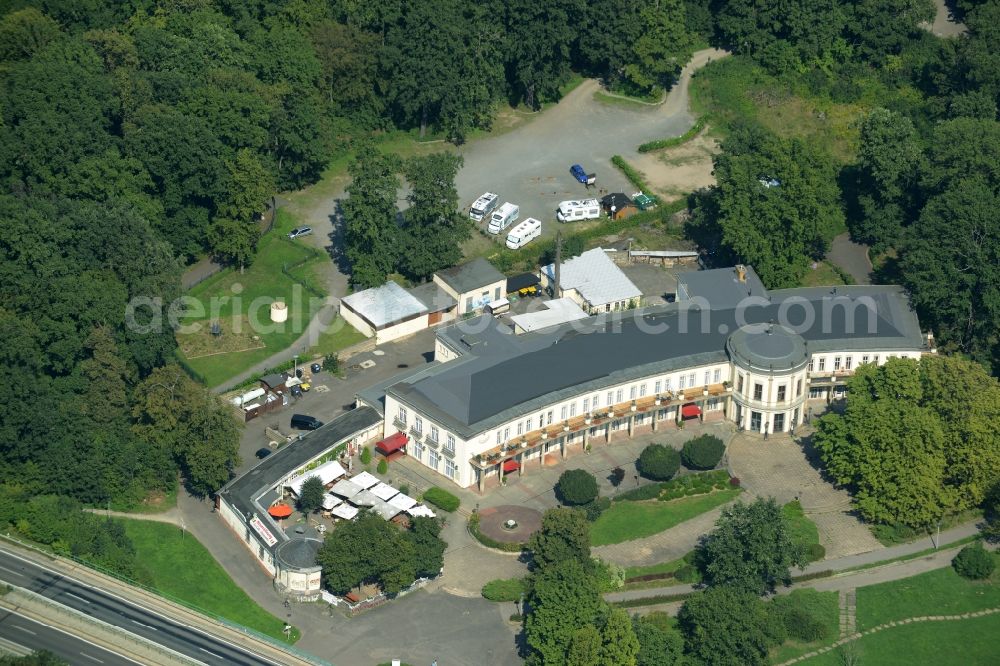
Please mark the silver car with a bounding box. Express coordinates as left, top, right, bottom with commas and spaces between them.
288, 226, 312, 239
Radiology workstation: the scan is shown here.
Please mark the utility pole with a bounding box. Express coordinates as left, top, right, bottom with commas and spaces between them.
554, 231, 562, 297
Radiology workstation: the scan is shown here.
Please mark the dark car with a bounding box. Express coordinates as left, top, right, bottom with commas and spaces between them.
255, 447, 272, 459
570, 164, 588, 183
290, 414, 323, 430
310, 362, 322, 374
290, 384, 303, 398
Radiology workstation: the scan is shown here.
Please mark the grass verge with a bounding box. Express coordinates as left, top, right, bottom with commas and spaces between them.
638, 117, 708, 153
121, 519, 299, 643
590, 488, 740, 547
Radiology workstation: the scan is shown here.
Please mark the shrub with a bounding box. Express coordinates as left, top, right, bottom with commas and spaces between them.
397, 484, 409, 496
481, 577, 526, 602
674, 565, 698, 583
593, 558, 626, 591
952, 542, 995, 580
770, 589, 831, 643
729, 476, 741, 488
806, 543, 826, 562
763, 606, 788, 647
322, 353, 340, 374
681, 434, 726, 470
376, 459, 388, 474
556, 469, 599, 506
637, 444, 681, 481
583, 496, 611, 522
359, 447, 372, 465
614, 483, 663, 502
423, 487, 460, 512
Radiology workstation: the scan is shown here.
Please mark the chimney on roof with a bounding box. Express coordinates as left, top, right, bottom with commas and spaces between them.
736, 264, 747, 282
554, 231, 562, 297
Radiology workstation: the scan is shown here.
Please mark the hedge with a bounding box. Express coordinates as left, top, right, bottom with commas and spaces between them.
610, 155, 650, 193
422, 487, 460, 512
468, 513, 524, 553
680, 434, 726, 470
557, 469, 599, 505
637, 444, 681, 481
952, 542, 995, 580
481, 577, 526, 602
614, 483, 663, 502
611, 591, 696, 608
637, 116, 708, 153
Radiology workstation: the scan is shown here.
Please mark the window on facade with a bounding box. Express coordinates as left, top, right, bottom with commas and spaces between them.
517, 422, 523, 436
503, 427, 510, 442
818, 357, 826, 371
616, 388, 623, 403
630, 386, 637, 400
834, 356, 841, 370
607, 391, 614, 406
414, 416, 422, 434
429, 450, 439, 469
583, 398, 590, 413
809, 358, 815, 372
703, 371, 710, 386
777, 385, 786, 402
665, 377, 672, 390
679, 375, 686, 389
414, 442, 423, 460
774, 413, 785, 432
592, 394, 599, 408
753, 383, 763, 400
737, 374, 744, 393
654, 380, 661, 394
560, 405, 567, 420
713, 368, 721, 383
796, 379, 802, 397
862, 355, 869, 364
570, 402, 577, 417
526, 417, 532, 432
845, 356, 853, 370
445, 459, 457, 479
430, 426, 438, 442
547, 411, 553, 425
688, 373, 696, 387
398, 406, 407, 424
873, 355, 879, 364
640, 383, 647, 397
496, 431, 501, 444
465, 298, 473, 313
494, 286, 501, 299
605, 303, 611, 312
446, 434, 455, 454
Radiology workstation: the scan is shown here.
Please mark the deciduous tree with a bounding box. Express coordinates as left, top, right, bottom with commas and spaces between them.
527, 507, 592, 570
677, 586, 771, 666
342, 144, 400, 288
524, 558, 603, 665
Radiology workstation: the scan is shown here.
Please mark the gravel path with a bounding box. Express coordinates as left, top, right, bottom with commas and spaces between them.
827, 232, 873, 285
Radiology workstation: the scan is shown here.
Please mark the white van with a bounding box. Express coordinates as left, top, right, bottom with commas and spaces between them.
488, 202, 520, 234
556, 198, 600, 223
470, 192, 499, 221
505, 217, 541, 249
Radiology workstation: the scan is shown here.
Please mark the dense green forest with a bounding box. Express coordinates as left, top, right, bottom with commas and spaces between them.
684, 0, 1000, 373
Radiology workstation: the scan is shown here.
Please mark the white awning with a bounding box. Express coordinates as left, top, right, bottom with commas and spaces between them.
370, 482, 399, 502
351, 490, 379, 507
407, 504, 436, 518
351, 471, 380, 489
387, 493, 417, 512
322, 493, 342, 510
329, 479, 363, 499
285, 460, 347, 496
372, 500, 401, 521
331, 504, 359, 520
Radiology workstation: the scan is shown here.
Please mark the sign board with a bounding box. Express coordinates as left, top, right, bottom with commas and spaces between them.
249, 515, 278, 547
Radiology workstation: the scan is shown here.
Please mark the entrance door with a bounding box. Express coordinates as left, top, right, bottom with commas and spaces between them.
750, 411, 762, 432
773, 413, 785, 432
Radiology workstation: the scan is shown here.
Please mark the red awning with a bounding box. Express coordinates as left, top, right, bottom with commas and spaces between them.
268, 504, 293, 518
376, 431, 408, 455
502, 459, 520, 473
681, 403, 702, 418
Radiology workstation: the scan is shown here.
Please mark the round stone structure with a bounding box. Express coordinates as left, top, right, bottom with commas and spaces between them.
726, 323, 809, 373
274, 536, 323, 599
476, 505, 543, 544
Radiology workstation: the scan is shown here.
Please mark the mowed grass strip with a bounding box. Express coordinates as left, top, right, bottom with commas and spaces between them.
121, 519, 296, 642
855, 552, 1000, 631
798, 612, 1000, 666
782, 500, 820, 548
591, 489, 740, 546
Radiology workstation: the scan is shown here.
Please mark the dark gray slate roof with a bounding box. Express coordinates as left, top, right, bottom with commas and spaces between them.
409, 281, 456, 312
387, 284, 924, 437
274, 537, 323, 571
217, 407, 381, 555
728, 324, 809, 372
435, 258, 505, 294
677, 266, 767, 309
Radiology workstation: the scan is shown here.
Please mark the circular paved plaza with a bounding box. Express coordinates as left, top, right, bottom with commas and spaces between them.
477, 505, 543, 543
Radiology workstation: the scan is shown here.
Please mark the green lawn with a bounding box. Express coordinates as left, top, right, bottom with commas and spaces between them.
305, 316, 367, 358
179, 209, 338, 388
856, 551, 1000, 631
625, 555, 690, 580
590, 489, 741, 546
782, 501, 820, 549
799, 612, 1000, 665
799, 261, 849, 288
768, 589, 840, 664
121, 519, 298, 643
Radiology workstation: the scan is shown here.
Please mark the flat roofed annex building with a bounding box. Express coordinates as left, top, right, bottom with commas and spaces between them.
359, 266, 932, 492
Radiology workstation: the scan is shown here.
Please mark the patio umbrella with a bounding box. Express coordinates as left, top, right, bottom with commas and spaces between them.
268, 504, 293, 518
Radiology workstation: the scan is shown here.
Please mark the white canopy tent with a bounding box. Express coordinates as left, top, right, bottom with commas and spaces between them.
285, 460, 346, 496
321, 493, 342, 510
329, 478, 363, 500
371, 500, 401, 521
351, 471, 380, 489
370, 482, 399, 502
331, 504, 359, 520
387, 493, 417, 513
407, 504, 436, 518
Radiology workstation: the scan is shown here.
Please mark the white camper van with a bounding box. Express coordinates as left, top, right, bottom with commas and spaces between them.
505, 218, 542, 249
556, 199, 601, 223
470, 192, 499, 221
488, 202, 520, 234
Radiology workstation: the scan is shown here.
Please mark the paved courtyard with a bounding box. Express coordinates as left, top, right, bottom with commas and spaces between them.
727, 419, 884, 560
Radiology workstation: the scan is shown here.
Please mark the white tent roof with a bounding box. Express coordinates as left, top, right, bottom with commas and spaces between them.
331, 504, 359, 520
351, 471, 380, 489
543, 248, 641, 306
372, 500, 401, 521
322, 493, 342, 510
286, 460, 347, 496
407, 504, 436, 518
370, 482, 399, 502
329, 478, 363, 499
387, 493, 417, 512
351, 489, 380, 507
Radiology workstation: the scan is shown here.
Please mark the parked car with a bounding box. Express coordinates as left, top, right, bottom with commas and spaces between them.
290, 414, 323, 430
290, 385, 303, 398
288, 226, 312, 239
255, 447, 272, 459
310, 362, 322, 374
570, 164, 596, 186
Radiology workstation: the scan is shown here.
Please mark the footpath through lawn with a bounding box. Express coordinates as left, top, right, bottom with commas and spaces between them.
122, 519, 297, 643
590, 488, 741, 547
